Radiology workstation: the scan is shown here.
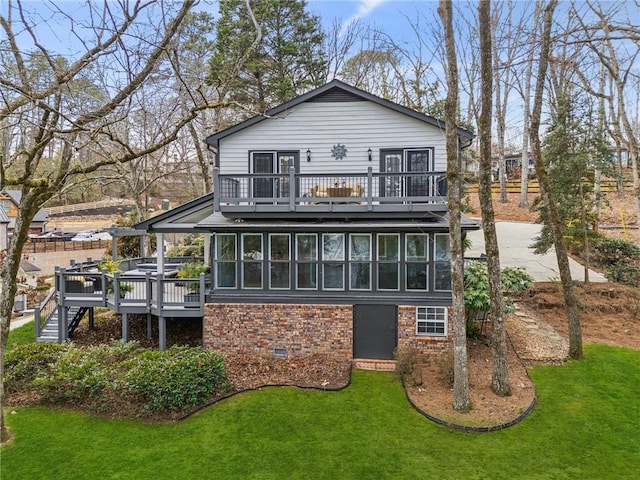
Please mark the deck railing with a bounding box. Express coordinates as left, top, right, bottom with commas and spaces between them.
54, 266, 207, 314
214, 166, 447, 211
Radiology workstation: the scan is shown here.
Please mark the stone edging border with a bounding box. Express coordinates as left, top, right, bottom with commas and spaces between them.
402, 330, 539, 432
176, 376, 353, 421
403, 384, 537, 432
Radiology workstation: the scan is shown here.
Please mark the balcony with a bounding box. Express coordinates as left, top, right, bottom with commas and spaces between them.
213, 167, 448, 219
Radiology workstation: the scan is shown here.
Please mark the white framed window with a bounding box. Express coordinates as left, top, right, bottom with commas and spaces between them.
406, 233, 428, 291
322, 233, 345, 290
269, 234, 290, 289
296, 234, 317, 289
349, 234, 371, 290
434, 233, 451, 291
377, 234, 399, 290
416, 306, 448, 336
215, 234, 236, 288
241, 233, 263, 289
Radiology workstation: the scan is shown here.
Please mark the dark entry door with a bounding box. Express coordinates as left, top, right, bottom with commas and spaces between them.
353, 304, 397, 360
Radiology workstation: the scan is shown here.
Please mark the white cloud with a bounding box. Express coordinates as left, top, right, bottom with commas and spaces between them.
339, 0, 389, 36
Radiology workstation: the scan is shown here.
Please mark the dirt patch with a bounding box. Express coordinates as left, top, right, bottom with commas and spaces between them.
405, 335, 537, 428
514, 282, 640, 350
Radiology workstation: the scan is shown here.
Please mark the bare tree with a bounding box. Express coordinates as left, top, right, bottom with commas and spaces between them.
0, 0, 199, 442
529, 0, 583, 361
478, 0, 511, 397
438, 0, 470, 412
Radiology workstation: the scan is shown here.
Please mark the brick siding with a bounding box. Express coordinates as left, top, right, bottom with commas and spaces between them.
204, 302, 453, 360
204, 303, 353, 359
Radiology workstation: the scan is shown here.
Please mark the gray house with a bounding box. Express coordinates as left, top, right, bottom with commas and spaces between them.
195, 80, 477, 361
39, 80, 477, 363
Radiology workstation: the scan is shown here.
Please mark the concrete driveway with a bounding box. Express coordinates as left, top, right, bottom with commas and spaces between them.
466, 221, 606, 283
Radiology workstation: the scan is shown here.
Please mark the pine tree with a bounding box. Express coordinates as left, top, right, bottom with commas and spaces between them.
208, 0, 326, 116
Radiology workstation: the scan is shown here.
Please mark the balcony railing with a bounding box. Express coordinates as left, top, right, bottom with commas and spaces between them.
213, 167, 447, 214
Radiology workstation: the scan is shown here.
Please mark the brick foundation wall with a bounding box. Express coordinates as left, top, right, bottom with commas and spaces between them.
397, 305, 453, 355
204, 303, 353, 359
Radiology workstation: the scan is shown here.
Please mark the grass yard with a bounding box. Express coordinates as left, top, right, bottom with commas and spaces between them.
2, 344, 639, 479
6, 321, 36, 349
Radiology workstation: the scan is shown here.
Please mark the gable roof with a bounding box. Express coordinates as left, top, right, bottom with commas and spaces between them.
133, 193, 214, 234
20, 259, 41, 273
205, 79, 475, 148
1, 190, 48, 222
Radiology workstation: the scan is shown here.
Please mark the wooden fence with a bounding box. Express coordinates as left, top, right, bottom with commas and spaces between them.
22, 239, 111, 254
465, 179, 633, 195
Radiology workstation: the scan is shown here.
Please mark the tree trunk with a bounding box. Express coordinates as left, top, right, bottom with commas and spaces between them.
529, 0, 583, 361
478, 0, 512, 397
1, 190, 48, 442
519, 4, 539, 208
439, 0, 470, 412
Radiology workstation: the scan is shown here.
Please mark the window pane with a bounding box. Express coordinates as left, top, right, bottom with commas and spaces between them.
243, 262, 262, 288
435, 234, 451, 260
378, 234, 399, 261
217, 263, 236, 288
406, 234, 428, 261
350, 235, 371, 261
242, 234, 262, 260
297, 263, 317, 289
216, 234, 236, 261
407, 263, 427, 290
378, 263, 399, 290
270, 263, 290, 289
270, 234, 289, 260
350, 263, 371, 290
435, 262, 451, 291
323, 264, 344, 290
323, 234, 344, 261
297, 234, 317, 261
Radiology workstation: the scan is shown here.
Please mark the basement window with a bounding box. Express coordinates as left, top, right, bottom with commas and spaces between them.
273, 347, 288, 358
416, 306, 447, 337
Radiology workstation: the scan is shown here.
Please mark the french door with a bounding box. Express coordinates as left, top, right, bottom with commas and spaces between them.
380, 149, 433, 199
251, 151, 298, 201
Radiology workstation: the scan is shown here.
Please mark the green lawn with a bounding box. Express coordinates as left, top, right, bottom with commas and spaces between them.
2, 344, 639, 479
6, 321, 36, 349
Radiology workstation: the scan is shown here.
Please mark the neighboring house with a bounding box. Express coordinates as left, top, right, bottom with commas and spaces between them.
194, 79, 477, 361
490, 152, 535, 180
19, 259, 41, 288
0, 208, 8, 250
0, 190, 48, 235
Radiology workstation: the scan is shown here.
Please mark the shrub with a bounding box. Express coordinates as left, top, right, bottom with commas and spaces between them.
395, 346, 421, 379
436, 350, 455, 387
606, 263, 640, 287
463, 262, 534, 337
33, 347, 115, 402
124, 347, 227, 411
4, 343, 70, 392
592, 236, 640, 268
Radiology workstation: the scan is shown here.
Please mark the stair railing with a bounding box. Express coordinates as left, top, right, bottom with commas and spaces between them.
34, 287, 57, 338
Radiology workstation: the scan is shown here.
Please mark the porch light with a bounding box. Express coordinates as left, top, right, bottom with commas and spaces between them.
306, 149, 311, 162
368, 148, 372, 161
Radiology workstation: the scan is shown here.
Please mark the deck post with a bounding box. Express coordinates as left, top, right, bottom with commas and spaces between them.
159, 316, 166, 351
213, 167, 221, 211
146, 313, 152, 339
88, 307, 94, 330
122, 312, 129, 342
289, 166, 296, 211
367, 167, 373, 211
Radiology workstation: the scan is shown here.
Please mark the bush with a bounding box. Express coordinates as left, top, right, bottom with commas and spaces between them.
4, 343, 70, 392
592, 236, 640, 268
124, 347, 227, 411
33, 347, 117, 402
606, 263, 640, 287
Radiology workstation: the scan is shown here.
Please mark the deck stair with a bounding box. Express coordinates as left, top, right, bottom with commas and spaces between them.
36, 304, 88, 342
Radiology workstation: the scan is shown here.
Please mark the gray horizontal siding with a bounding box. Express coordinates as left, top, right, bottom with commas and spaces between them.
220, 101, 447, 175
